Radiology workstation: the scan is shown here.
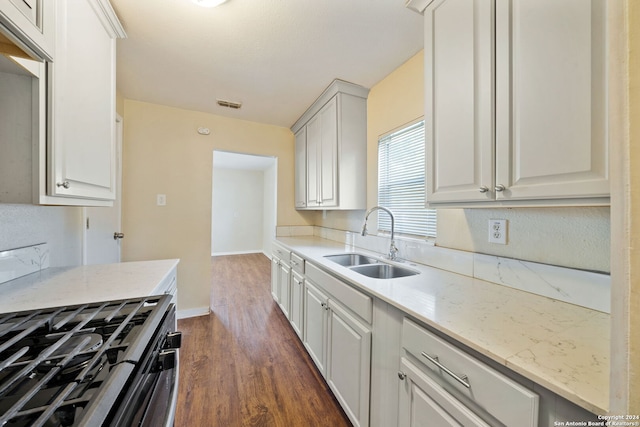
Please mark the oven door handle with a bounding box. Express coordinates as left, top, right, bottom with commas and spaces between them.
164, 350, 179, 427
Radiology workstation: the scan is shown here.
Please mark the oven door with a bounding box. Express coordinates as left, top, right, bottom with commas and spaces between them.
107, 305, 181, 427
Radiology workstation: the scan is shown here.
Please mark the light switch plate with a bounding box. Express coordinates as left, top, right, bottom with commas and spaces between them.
488, 219, 507, 244
157, 194, 167, 206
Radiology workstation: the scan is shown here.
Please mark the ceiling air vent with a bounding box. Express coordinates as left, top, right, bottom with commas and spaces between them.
217, 99, 242, 109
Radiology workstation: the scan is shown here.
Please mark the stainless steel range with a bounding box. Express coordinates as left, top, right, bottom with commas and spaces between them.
0, 294, 181, 427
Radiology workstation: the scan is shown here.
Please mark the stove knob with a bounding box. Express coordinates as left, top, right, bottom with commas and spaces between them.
156, 349, 177, 371
165, 331, 182, 349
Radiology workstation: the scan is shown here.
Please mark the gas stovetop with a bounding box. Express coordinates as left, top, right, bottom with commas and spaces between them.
0, 295, 172, 427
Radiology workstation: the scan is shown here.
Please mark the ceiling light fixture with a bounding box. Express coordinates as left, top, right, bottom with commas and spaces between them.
191, 0, 228, 7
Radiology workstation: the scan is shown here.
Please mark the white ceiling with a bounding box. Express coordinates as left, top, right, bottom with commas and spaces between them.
110, 0, 424, 129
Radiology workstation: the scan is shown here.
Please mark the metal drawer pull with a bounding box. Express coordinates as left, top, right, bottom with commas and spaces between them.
421, 352, 471, 389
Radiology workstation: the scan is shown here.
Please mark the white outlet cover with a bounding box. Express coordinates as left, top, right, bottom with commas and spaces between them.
488, 219, 507, 244
157, 194, 167, 206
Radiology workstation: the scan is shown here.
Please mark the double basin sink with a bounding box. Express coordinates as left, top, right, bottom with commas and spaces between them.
324, 253, 419, 279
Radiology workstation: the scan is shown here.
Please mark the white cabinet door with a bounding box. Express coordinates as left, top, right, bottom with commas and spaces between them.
303, 280, 328, 375
305, 96, 338, 208
278, 262, 291, 319
48, 0, 118, 201
398, 358, 490, 427
306, 114, 321, 208
0, 0, 54, 61
290, 271, 304, 339
494, 0, 608, 201
425, 0, 494, 204
319, 97, 338, 207
294, 128, 307, 209
270, 257, 279, 303
326, 301, 371, 427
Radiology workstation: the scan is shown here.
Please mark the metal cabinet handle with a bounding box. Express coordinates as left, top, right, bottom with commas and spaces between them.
421, 352, 470, 389
479, 186, 489, 193
113, 232, 125, 240
291, 260, 298, 266
56, 180, 70, 189
320, 302, 329, 311
398, 371, 407, 380
494, 184, 506, 192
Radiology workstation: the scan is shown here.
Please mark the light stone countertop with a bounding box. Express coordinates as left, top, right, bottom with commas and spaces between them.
0, 259, 179, 314
277, 236, 609, 415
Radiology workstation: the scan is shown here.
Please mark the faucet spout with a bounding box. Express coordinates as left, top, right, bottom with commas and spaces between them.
361, 206, 398, 261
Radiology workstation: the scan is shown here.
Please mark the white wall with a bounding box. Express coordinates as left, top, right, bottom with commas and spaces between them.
212, 169, 265, 255
0, 204, 83, 267
263, 161, 277, 255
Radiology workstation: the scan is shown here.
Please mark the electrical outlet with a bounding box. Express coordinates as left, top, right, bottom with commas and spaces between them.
488, 219, 507, 244
157, 194, 167, 206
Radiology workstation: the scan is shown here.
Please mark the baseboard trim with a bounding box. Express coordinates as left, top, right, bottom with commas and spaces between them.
177, 306, 210, 319
211, 250, 263, 256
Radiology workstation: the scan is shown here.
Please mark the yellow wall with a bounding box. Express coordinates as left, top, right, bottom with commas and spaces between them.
121, 100, 310, 312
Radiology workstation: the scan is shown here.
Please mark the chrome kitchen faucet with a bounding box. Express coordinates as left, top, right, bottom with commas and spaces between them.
361, 206, 398, 261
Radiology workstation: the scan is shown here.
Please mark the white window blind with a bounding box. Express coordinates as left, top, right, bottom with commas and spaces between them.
378, 120, 436, 238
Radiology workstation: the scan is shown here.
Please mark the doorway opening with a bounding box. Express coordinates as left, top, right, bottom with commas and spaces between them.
211, 150, 277, 257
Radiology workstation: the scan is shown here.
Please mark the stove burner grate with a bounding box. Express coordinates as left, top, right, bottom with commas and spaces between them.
0, 296, 168, 427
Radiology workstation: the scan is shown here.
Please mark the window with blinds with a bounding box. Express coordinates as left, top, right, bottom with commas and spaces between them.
377, 120, 436, 238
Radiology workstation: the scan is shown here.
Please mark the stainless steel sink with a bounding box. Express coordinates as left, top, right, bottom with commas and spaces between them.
324, 253, 379, 267
350, 263, 419, 279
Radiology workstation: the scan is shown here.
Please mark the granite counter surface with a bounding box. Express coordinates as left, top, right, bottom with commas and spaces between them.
277, 236, 609, 415
0, 259, 179, 313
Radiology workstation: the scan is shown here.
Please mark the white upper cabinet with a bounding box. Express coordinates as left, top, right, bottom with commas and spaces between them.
292, 79, 368, 210
425, 0, 494, 204
294, 128, 307, 208
425, 0, 608, 206
46, 0, 125, 203
306, 97, 339, 208
0, 0, 55, 61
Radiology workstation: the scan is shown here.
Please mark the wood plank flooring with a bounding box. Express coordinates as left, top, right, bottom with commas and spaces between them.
175, 253, 352, 427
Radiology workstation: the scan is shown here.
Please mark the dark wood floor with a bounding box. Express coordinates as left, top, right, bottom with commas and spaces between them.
175, 253, 352, 427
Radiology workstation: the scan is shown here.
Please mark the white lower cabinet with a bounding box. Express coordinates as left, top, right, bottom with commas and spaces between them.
398, 357, 490, 427
290, 270, 304, 338
400, 318, 539, 427
303, 280, 328, 373
326, 301, 371, 427
271, 243, 292, 317
270, 257, 279, 303
303, 274, 372, 427
277, 262, 291, 318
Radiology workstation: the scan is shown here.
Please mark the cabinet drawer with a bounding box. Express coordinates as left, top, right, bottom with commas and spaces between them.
273, 242, 291, 266
290, 253, 305, 275
402, 318, 538, 427
306, 263, 372, 324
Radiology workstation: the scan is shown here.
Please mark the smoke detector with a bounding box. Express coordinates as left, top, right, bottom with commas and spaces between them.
217, 99, 242, 109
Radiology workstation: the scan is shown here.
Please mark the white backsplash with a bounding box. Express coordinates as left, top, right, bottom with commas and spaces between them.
276, 225, 611, 313
0, 243, 49, 284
